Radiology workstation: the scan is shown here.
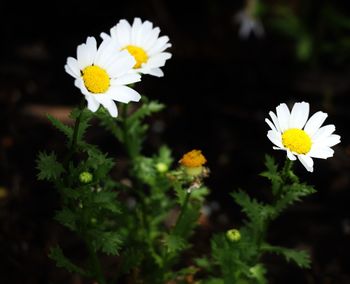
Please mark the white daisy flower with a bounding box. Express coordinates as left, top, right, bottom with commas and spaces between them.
64, 36, 141, 117
101, 17, 172, 77
266, 102, 341, 172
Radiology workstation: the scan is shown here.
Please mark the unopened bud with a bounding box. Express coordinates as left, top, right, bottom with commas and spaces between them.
156, 162, 168, 173
226, 229, 241, 242
79, 171, 93, 183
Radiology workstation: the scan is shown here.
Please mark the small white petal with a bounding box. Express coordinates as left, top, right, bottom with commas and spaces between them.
146, 52, 172, 68
85, 95, 100, 112
109, 85, 141, 103
142, 67, 164, 77
65, 57, 80, 78
143, 27, 161, 50
148, 36, 171, 56
111, 73, 141, 86
287, 150, 297, 160
77, 37, 96, 69
269, 111, 281, 133
96, 97, 118, 117
131, 18, 142, 44
322, 134, 341, 147
276, 103, 291, 132
106, 51, 136, 77
308, 146, 334, 159
298, 155, 314, 172
304, 111, 328, 136
312, 124, 336, 142
265, 118, 278, 133
289, 102, 309, 129
267, 130, 283, 148
114, 20, 132, 47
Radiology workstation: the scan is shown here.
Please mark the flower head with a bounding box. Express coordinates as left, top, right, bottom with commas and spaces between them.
179, 150, 207, 168
266, 102, 341, 172
79, 171, 93, 183
101, 18, 172, 77
179, 150, 207, 177
65, 36, 141, 117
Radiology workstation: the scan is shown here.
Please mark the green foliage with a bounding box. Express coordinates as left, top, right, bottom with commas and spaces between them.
164, 234, 187, 253
261, 244, 311, 269
49, 246, 89, 277
93, 231, 123, 256
54, 208, 77, 232
36, 152, 65, 181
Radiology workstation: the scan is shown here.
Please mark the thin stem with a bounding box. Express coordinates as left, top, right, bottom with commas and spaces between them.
86, 240, 106, 284
173, 189, 192, 235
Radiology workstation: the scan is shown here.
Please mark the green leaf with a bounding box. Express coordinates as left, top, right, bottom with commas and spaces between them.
164, 234, 187, 253
47, 114, 73, 141
54, 208, 77, 232
249, 264, 267, 284
69, 108, 93, 144
92, 191, 121, 213
261, 244, 311, 268
49, 245, 89, 276
231, 190, 272, 230
94, 231, 123, 256
36, 152, 65, 181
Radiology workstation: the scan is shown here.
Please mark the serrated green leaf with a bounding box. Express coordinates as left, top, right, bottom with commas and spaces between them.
49, 245, 88, 276
261, 244, 311, 268
94, 231, 123, 255
164, 234, 187, 253
47, 114, 73, 141
92, 191, 120, 213
36, 152, 65, 181
249, 264, 267, 284
231, 190, 272, 230
54, 208, 77, 231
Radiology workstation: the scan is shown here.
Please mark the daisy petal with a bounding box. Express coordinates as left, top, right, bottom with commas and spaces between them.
298, 155, 314, 172
269, 111, 281, 133
276, 103, 291, 132
322, 134, 341, 147
109, 86, 141, 103
312, 124, 335, 142
85, 95, 100, 112
289, 101, 309, 129
287, 150, 297, 160
267, 130, 283, 148
304, 111, 328, 136
309, 146, 334, 159
265, 118, 278, 133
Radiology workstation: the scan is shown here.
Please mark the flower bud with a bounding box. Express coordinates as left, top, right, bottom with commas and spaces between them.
156, 162, 168, 173
226, 229, 241, 242
79, 171, 93, 183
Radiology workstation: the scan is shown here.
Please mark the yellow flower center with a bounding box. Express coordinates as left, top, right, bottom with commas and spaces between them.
282, 128, 312, 154
179, 150, 207, 168
82, 65, 110, 94
124, 45, 148, 69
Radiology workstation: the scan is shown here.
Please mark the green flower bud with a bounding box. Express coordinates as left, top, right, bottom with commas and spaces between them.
156, 162, 168, 173
79, 171, 93, 183
226, 229, 241, 242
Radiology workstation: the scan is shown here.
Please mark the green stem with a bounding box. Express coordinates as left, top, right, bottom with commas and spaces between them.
86, 240, 106, 284
173, 189, 192, 235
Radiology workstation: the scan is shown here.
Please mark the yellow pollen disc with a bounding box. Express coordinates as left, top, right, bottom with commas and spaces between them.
282, 128, 312, 154
179, 150, 207, 168
124, 45, 148, 69
82, 65, 110, 94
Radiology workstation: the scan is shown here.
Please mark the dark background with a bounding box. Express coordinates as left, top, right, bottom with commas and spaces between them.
1, 0, 350, 283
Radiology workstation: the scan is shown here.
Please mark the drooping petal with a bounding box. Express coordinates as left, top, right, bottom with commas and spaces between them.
286, 150, 297, 160
85, 95, 100, 112
298, 155, 314, 172
109, 85, 141, 103
269, 111, 281, 133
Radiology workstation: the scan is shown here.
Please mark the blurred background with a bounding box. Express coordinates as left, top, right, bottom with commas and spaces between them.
1, 0, 350, 283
